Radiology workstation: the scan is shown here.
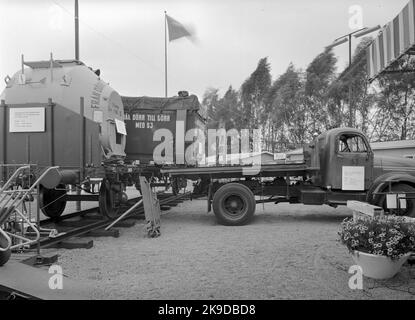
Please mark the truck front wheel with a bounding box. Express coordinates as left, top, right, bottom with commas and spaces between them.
212, 183, 256, 226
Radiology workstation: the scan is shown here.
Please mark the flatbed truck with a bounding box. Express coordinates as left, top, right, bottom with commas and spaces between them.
161, 127, 415, 225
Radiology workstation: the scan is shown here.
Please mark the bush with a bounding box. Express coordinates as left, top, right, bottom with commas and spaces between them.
338, 216, 415, 260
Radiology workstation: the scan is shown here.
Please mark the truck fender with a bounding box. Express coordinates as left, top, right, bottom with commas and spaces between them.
366, 172, 415, 204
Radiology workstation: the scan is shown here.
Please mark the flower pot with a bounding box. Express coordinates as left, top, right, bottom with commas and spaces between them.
351, 251, 411, 280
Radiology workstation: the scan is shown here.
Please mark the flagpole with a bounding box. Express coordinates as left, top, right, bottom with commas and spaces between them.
164, 11, 168, 97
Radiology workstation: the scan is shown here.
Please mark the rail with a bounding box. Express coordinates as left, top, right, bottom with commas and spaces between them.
0, 166, 59, 253
32, 192, 190, 248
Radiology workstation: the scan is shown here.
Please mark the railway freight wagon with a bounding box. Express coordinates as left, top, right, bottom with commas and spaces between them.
122, 94, 207, 165
0, 57, 127, 218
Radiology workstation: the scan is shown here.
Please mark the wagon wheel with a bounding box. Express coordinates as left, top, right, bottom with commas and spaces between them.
0, 234, 11, 267
39, 184, 67, 219
99, 179, 121, 219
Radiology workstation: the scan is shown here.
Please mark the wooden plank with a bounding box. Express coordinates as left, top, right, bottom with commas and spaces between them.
352, 210, 372, 221
402, 216, 415, 223
347, 200, 384, 217
0, 261, 89, 300
139, 176, 161, 237
352, 209, 415, 223
348, 200, 415, 223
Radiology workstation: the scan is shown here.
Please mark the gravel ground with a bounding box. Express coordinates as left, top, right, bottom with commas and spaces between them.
56, 200, 415, 300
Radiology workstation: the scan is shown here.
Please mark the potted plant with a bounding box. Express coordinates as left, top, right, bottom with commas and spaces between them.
339, 215, 415, 279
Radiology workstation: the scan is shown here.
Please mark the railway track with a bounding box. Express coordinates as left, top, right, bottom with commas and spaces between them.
30, 192, 191, 249
38, 192, 178, 226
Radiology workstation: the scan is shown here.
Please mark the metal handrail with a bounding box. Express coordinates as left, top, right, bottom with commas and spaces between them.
0, 166, 59, 252
0, 165, 30, 196
7, 166, 59, 212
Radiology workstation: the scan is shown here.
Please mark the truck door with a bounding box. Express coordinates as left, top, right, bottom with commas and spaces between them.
334, 133, 373, 191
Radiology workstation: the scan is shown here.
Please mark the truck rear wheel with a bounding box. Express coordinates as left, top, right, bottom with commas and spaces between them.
0, 234, 11, 267
212, 183, 256, 226
377, 183, 415, 217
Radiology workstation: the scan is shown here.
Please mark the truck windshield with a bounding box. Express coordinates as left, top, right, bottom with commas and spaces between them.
338, 134, 368, 153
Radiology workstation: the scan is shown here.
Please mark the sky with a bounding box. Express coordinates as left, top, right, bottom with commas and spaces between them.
0, 0, 410, 99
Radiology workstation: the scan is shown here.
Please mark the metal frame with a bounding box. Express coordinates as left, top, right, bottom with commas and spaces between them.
0, 165, 59, 252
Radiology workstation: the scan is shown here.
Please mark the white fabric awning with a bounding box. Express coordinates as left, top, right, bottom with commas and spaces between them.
367, 0, 415, 81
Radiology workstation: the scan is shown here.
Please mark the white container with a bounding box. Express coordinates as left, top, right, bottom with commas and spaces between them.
1, 59, 126, 159
352, 251, 411, 279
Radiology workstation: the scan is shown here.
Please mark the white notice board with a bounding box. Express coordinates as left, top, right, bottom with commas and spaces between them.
115, 118, 127, 135
342, 166, 365, 191
9, 107, 45, 132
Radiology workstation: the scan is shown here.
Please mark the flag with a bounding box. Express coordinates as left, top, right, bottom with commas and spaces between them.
166, 14, 192, 41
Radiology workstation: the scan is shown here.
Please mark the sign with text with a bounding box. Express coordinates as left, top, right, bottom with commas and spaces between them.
342, 166, 365, 191
115, 118, 127, 135
9, 107, 45, 132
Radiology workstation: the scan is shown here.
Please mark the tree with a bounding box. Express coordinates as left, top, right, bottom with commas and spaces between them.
202, 87, 220, 129
304, 48, 337, 135
201, 38, 415, 154
202, 86, 240, 130
374, 56, 415, 140
219, 86, 240, 130
266, 63, 307, 150
240, 57, 272, 130
327, 37, 375, 134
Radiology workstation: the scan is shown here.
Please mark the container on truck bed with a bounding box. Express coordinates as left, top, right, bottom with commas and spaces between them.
122, 93, 206, 165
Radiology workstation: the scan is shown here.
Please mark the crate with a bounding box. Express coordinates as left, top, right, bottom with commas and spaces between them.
122, 95, 206, 164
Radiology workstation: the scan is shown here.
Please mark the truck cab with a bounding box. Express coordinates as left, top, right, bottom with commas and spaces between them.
305, 127, 415, 215
308, 128, 374, 191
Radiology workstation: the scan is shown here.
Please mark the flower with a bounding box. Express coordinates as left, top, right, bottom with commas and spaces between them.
339, 215, 415, 261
